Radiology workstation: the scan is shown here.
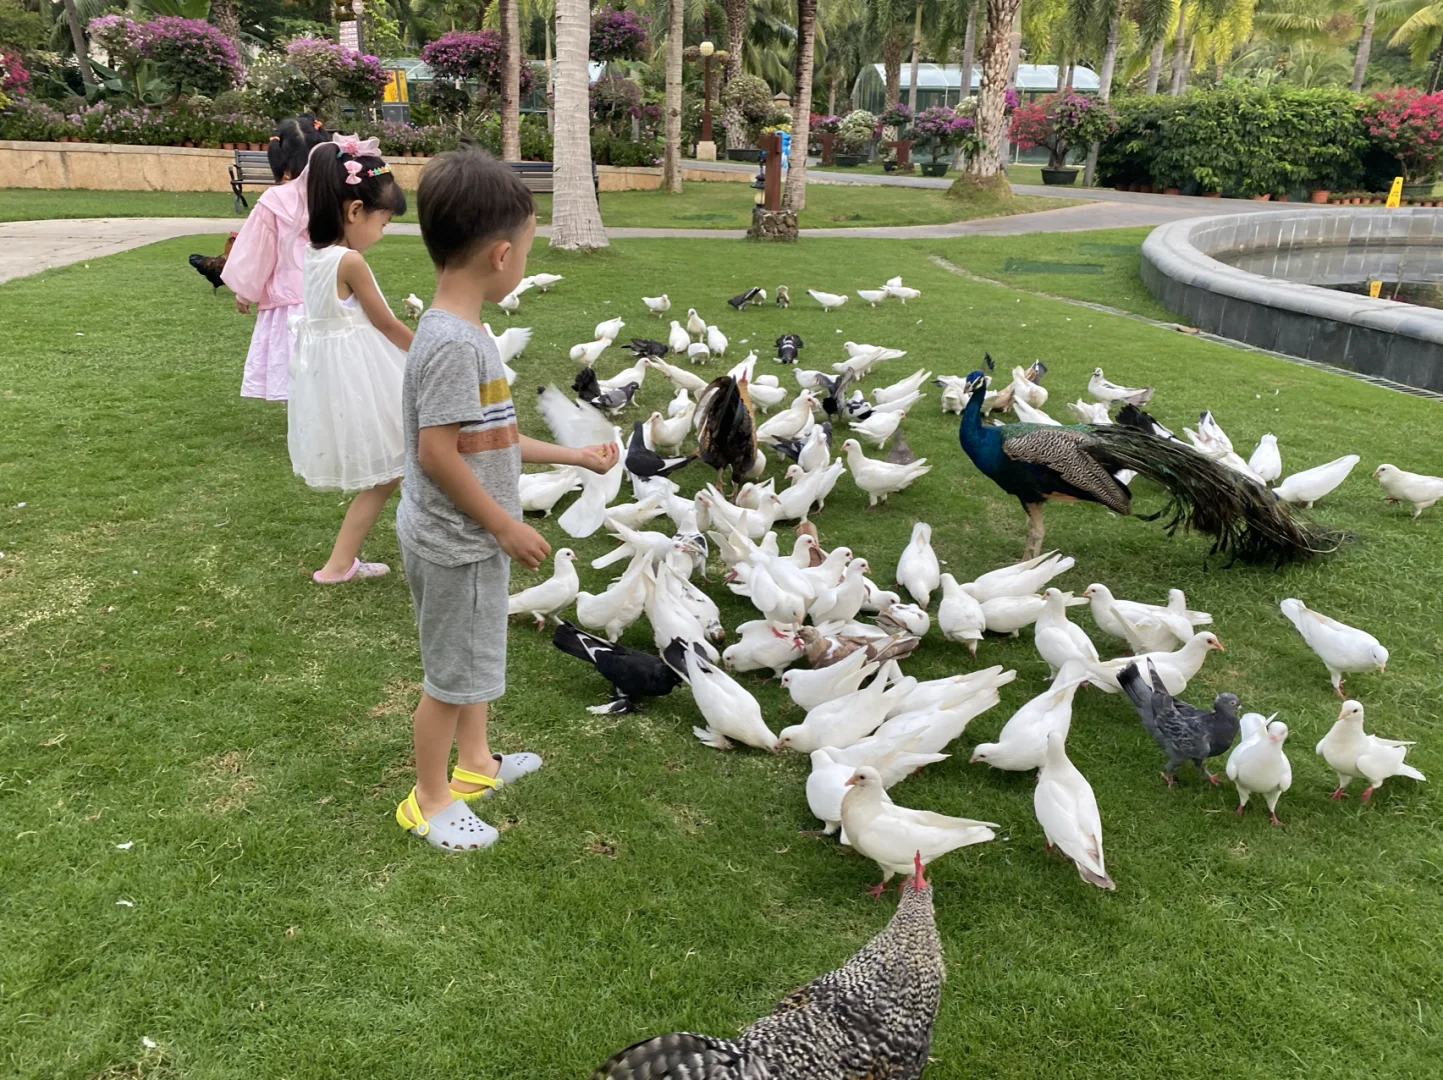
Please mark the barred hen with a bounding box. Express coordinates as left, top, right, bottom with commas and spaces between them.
696, 373, 757, 494
188, 233, 236, 294
590, 853, 943, 1080
955, 369, 1343, 564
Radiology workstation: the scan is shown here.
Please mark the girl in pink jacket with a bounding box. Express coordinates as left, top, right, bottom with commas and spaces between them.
221, 115, 330, 402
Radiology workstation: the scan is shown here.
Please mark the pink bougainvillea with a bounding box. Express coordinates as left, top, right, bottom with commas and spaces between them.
1364, 88, 1443, 180
421, 30, 536, 97
1009, 91, 1115, 169
0, 48, 30, 97
590, 8, 648, 61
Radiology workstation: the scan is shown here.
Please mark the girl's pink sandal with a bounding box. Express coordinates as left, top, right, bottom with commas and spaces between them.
312, 557, 390, 584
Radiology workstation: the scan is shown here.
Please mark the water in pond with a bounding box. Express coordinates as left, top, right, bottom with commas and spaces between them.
1218, 243, 1443, 310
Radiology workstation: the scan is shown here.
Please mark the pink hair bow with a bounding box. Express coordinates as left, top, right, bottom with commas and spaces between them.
332, 133, 381, 158
343, 160, 364, 185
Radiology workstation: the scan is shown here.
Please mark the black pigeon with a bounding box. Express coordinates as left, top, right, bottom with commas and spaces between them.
727, 286, 766, 311
1115, 402, 1175, 440
886, 425, 915, 465
1119, 659, 1241, 786
813, 370, 853, 417
552, 620, 682, 713
626, 420, 695, 479
774, 333, 804, 364
1028, 359, 1049, 383
626, 337, 669, 359
775, 284, 790, 308
573, 368, 638, 414
843, 389, 873, 421
772, 435, 806, 464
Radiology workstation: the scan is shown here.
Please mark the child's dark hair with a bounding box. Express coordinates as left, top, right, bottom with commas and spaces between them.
306, 139, 408, 248
267, 114, 330, 182
418, 149, 535, 270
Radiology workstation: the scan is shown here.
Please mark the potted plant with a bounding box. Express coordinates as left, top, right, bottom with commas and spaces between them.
878, 102, 914, 171
834, 109, 874, 167
810, 113, 841, 165
1010, 91, 1117, 185
913, 105, 960, 177
722, 73, 773, 162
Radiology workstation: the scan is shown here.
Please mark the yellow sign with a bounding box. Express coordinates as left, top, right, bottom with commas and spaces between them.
1368, 280, 1382, 298
383, 69, 408, 104
1386, 176, 1403, 208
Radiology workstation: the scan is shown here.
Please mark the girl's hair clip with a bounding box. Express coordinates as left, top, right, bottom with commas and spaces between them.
269, 134, 280, 141
364, 163, 393, 179
343, 160, 364, 185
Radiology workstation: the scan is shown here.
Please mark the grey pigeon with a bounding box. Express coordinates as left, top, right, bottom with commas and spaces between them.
573, 367, 638, 414
776, 285, 790, 308
886, 425, 915, 465
728, 286, 766, 311
1119, 659, 1240, 786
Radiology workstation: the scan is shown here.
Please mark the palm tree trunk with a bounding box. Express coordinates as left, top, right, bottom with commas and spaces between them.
500, 0, 521, 159
965, 0, 1022, 179
907, 3, 924, 113
961, 1, 977, 98
61, 0, 95, 88
1146, 38, 1164, 93
1169, 0, 1188, 95
782, 0, 818, 212
1083, 8, 1120, 186
724, 0, 748, 149
545, 16, 554, 134
550, 0, 607, 250
828, 80, 837, 113
662, 0, 685, 193
1351, 0, 1378, 93
882, 31, 906, 107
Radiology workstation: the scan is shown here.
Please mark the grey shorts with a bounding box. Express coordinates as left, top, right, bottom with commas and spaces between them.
400, 542, 510, 705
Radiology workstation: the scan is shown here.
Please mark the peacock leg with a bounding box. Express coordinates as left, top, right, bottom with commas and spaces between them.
1023, 503, 1045, 559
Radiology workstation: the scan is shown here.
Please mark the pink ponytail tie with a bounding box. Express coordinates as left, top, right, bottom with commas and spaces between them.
343, 160, 364, 185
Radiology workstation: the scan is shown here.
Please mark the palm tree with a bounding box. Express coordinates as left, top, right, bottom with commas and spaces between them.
663, 0, 685, 192
550, 0, 608, 249
60, 0, 97, 88
784, 0, 819, 210
501, 0, 522, 159
724, 0, 749, 148
967, 0, 1022, 179
1353, 0, 1380, 89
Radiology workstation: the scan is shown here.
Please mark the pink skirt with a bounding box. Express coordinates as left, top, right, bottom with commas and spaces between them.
240, 304, 300, 402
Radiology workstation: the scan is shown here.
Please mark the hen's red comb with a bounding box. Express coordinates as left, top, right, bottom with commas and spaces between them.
912, 850, 927, 888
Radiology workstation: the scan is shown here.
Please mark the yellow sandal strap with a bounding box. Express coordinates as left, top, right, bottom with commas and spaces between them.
451, 766, 503, 789
396, 788, 429, 834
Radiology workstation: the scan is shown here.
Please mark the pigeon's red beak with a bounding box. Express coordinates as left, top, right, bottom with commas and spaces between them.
913, 850, 927, 888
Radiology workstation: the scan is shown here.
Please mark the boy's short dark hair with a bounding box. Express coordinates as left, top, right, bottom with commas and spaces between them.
418, 149, 536, 269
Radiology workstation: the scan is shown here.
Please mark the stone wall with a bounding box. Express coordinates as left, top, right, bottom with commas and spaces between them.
0, 141, 751, 194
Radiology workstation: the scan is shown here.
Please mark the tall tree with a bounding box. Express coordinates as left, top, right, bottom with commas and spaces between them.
967, 0, 1022, 178
961, 0, 978, 98
550, 0, 608, 249
783, 0, 819, 210
210, 0, 242, 57
60, 0, 95, 88
907, 2, 924, 110
1146, 37, 1165, 91
663, 0, 685, 192
1352, 0, 1379, 89
724, 0, 749, 148
1078, 0, 1122, 185
881, 27, 908, 103
501, 0, 521, 159
1170, 0, 1190, 92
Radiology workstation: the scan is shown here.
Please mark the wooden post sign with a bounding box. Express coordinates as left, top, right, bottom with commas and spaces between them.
757, 132, 783, 212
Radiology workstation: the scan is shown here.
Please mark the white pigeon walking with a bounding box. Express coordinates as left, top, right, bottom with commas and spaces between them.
403, 293, 424, 320
506, 549, 579, 630
841, 439, 931, 507
1090, 632, 1224, 696
1248, 433, 1282, 483
1087, 367, 1153, 406
1273, 454, 1359, 507
518, 466, 582, 517
856, 288, 889, 307
1034, 730, 1115, 890
780, 650, 879, 711
841, 766, 997, 894
938, 573, 986, 656
529, 273, 563, 291
642, 294, 670, 317
807, 289, 848, 313
667, 319, 691, 356
1227, 715, 1292, 825
1280, 598, 1388, 696
706, 324, 728, 359
1374, 463, 1443, 518
1316, 699, 1425, 802
885, 284, 921, 303
961, 551, 1075, 603
686, 308, 707, 340
850, 407, 908, 449
1083, 583, 1210, 652
807, 749, 858, 837
595, 316, 625, 341
779, 660, 894, 752
972, 662, 1088, 773
896, 522, 941, 608
1033, 588, 1100, 680
666, 640, 778, 751
570, 337, 612, 367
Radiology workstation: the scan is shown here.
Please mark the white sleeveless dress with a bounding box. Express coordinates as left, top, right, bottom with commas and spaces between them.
287, 244, 406, 491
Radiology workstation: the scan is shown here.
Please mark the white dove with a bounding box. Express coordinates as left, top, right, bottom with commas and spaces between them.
1280, 598, 1387, 696
841, 439, 931, 507
962, 551, 1075, 603
870, 687, 1009, 758
1374, 463, 1443, 518
873, 368, 933, 405
1034, 730, 1115, 890
642, 294, 670, 317
484, 323, 532, 366
850, 407, 907, 448
1012, 398, 1060, 426
575, 556, 650, 642
1227, 715, 1291, 824
537, 389, 624, 539
1273, 454, 1359, 507
807, 749, 859, 837
1082, 583, 1210, 652
885, 284, 921, 303
1033, 588, 1101, 680
807, 289, 848, 312
403, 293, 424, 320
686, 307, 707, 340
809, 557, 872, 625
570, 337, 612, 367
595, 315, 625, 341
756, 391, 818, 445
598, 359, 647, 392
938, 573, 986, 657
841, 766, 997, 893
1090, 632, 1225, 696
747, 378, 786, 413
856, 288, 889, 307
896, 522, 941, 608
781, 651, 879, 711
885, 276, 903, 287
667, 387, 694, 418
980, 594, 1070, 636
529, 273, 563, 291
1008, 365, 1049, 408
668, 641, 778, 751
971, 662, 1088, 773
667, 319, 691, 356
506, 549, 578, 630
604, 495, 667, 530
823, 742, 949, 791
722, 620, 805, 678
648, 566, 720, 662
1068, 399, 1111, 424
778, 660, 895, 752
845, 341, 908, 364
1087, 367, 1153, 405
686, 341, 711, 364
497, 290, 521, 314
1317, 699, 1425, 802
706, 324, 728, 358
1249, 433, 1282, 483
518, 465, 582, 516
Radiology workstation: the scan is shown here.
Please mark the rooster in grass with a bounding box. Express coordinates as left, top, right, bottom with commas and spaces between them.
188, 233, 237, 295
696, 373, 758, 494
590, 852, 943, 1080
955, 369, 1343, 564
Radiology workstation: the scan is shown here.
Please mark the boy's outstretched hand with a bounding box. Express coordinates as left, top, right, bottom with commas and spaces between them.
576, 442, 620, 474
498, 519, 551, 570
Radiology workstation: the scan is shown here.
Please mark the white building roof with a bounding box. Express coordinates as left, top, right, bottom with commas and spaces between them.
868, 62, 1100, 92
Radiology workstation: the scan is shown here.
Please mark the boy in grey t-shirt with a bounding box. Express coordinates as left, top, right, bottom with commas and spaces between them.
395, 151, 617, 852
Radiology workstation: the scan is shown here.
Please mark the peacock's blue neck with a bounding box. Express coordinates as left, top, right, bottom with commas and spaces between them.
958, 384, 1005, 476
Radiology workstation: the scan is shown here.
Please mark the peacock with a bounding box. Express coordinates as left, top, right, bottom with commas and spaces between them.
955, 369, 1344, 564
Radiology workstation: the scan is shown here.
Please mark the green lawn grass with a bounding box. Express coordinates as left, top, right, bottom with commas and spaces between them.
0, 182, 1067, 231
815, 161, 1050, 187
3, 229, 1442, 1080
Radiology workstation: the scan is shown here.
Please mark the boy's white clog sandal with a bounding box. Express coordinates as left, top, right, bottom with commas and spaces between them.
449, 753, 543, 802
396, 789, 498, 852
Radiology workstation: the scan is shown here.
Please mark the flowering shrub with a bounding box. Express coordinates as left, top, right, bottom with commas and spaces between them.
140, 17, 241, 96
286, 37, 388, 113
590, 74, 641, 120
912, 104, 977, 158
878, 102, 913, 132
421, 30, 535, 97
809, 113, 842, 134
1363, 88, 1443, 181
1009, 91, 1116, 169
590, 7, 648, 61
1005, 87, 1020, 112
836, 108, 875, 154
0, 97, 72, 140
1, 48, 31, 98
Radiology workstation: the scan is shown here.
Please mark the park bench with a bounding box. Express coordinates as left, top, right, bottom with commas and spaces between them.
229, 149, 276, 214
506, 160, 600, 201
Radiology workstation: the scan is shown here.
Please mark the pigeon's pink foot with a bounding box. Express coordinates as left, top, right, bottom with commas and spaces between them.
1207, 773, 1220, 787
1334, 683, 1347, 699
1328, 788, 1349, 800
1269, 812, 1283, 826
533, 616, 545, 632
1162, 772, 1177, 788
867, 881, 888, 899
1235, 805, 1246, 816
1360, 786, 1374, 803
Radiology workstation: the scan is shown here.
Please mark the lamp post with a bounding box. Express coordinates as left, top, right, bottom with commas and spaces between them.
697, 21, 716, 162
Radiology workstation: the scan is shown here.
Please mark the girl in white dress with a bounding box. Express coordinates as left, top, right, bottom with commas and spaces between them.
290, 133, 412, 583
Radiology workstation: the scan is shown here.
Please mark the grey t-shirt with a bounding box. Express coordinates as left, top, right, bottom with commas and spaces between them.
396, 309, 522, 566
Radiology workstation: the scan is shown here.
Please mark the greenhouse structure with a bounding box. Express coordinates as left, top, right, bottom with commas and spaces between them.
850, 63, 1100, 113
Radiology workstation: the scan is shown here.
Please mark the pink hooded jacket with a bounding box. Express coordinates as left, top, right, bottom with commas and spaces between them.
220, 177, 309, 310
